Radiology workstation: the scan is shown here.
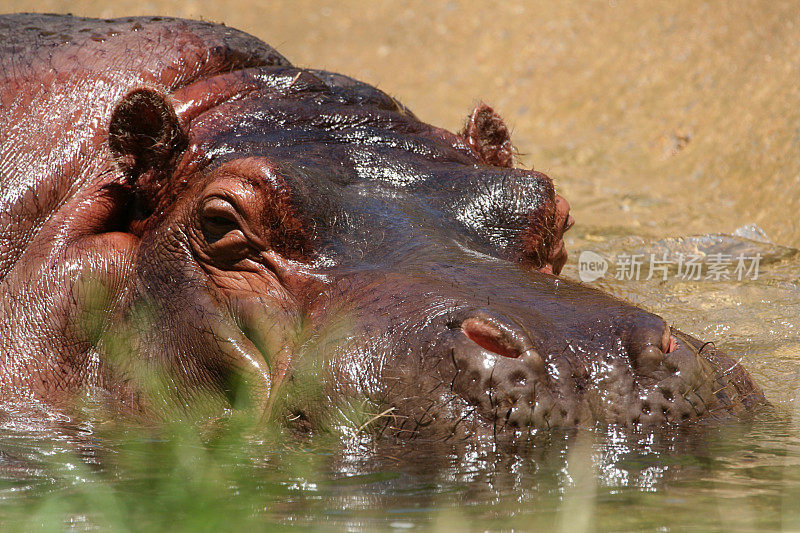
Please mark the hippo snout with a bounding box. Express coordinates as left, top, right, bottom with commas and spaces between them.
440, 295, 753, 429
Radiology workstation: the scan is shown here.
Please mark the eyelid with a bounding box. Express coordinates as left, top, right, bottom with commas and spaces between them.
202, 196, 240, 221
199, 196, 244, 246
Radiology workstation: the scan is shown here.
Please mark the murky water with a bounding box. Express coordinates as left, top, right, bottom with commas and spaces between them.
1, 1, 800, 530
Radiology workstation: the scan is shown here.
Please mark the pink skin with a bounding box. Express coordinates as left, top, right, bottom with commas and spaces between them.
537, 194, 573, 276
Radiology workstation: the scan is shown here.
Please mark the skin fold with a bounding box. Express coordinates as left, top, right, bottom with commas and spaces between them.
0, 14, 764, 437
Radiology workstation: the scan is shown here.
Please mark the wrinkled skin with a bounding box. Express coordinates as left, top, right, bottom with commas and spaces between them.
0, 14, 764, 437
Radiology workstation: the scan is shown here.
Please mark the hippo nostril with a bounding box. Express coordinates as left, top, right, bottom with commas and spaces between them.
659, 324, 677, 353
461, 318, 521, 358
637, 345, 664, 369
665, 334, 678, 353
565, 214, 575, 232
460, 311, 530, 359
628, 318, 679, 369
632, 330, 676, 368
651, 319, 680, 354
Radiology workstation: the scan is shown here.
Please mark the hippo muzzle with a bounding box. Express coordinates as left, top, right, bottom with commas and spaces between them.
323, 245, 761, 437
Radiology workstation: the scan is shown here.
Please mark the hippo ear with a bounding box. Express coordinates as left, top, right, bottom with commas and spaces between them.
108, 88, 188, 210
461, 103, 515, 168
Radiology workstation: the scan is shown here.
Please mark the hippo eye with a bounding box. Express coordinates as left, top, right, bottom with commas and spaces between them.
204, 215, 238, 236
200, 197, 241, 242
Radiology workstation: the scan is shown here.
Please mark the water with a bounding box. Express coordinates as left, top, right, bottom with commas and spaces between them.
0, 230, 794, 531
2, 1, 800, 530
0, 415, 797, 531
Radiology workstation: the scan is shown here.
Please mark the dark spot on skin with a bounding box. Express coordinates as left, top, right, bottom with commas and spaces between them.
509, 370, 528, 387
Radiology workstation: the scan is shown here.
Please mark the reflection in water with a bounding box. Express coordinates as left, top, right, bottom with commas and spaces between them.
0, 394, 795, 529
301, 412, 796, 531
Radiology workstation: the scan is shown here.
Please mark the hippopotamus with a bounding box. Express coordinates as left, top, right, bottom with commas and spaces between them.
0, 14, 763, 437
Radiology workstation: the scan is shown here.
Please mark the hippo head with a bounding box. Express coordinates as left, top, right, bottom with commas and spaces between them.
100, 68, 761, 435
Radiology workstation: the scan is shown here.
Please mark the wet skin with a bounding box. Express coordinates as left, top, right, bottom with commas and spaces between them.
0, 14, 763, 436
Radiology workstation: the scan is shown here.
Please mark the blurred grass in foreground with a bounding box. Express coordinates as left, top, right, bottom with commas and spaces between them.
0, 414, 321, 531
